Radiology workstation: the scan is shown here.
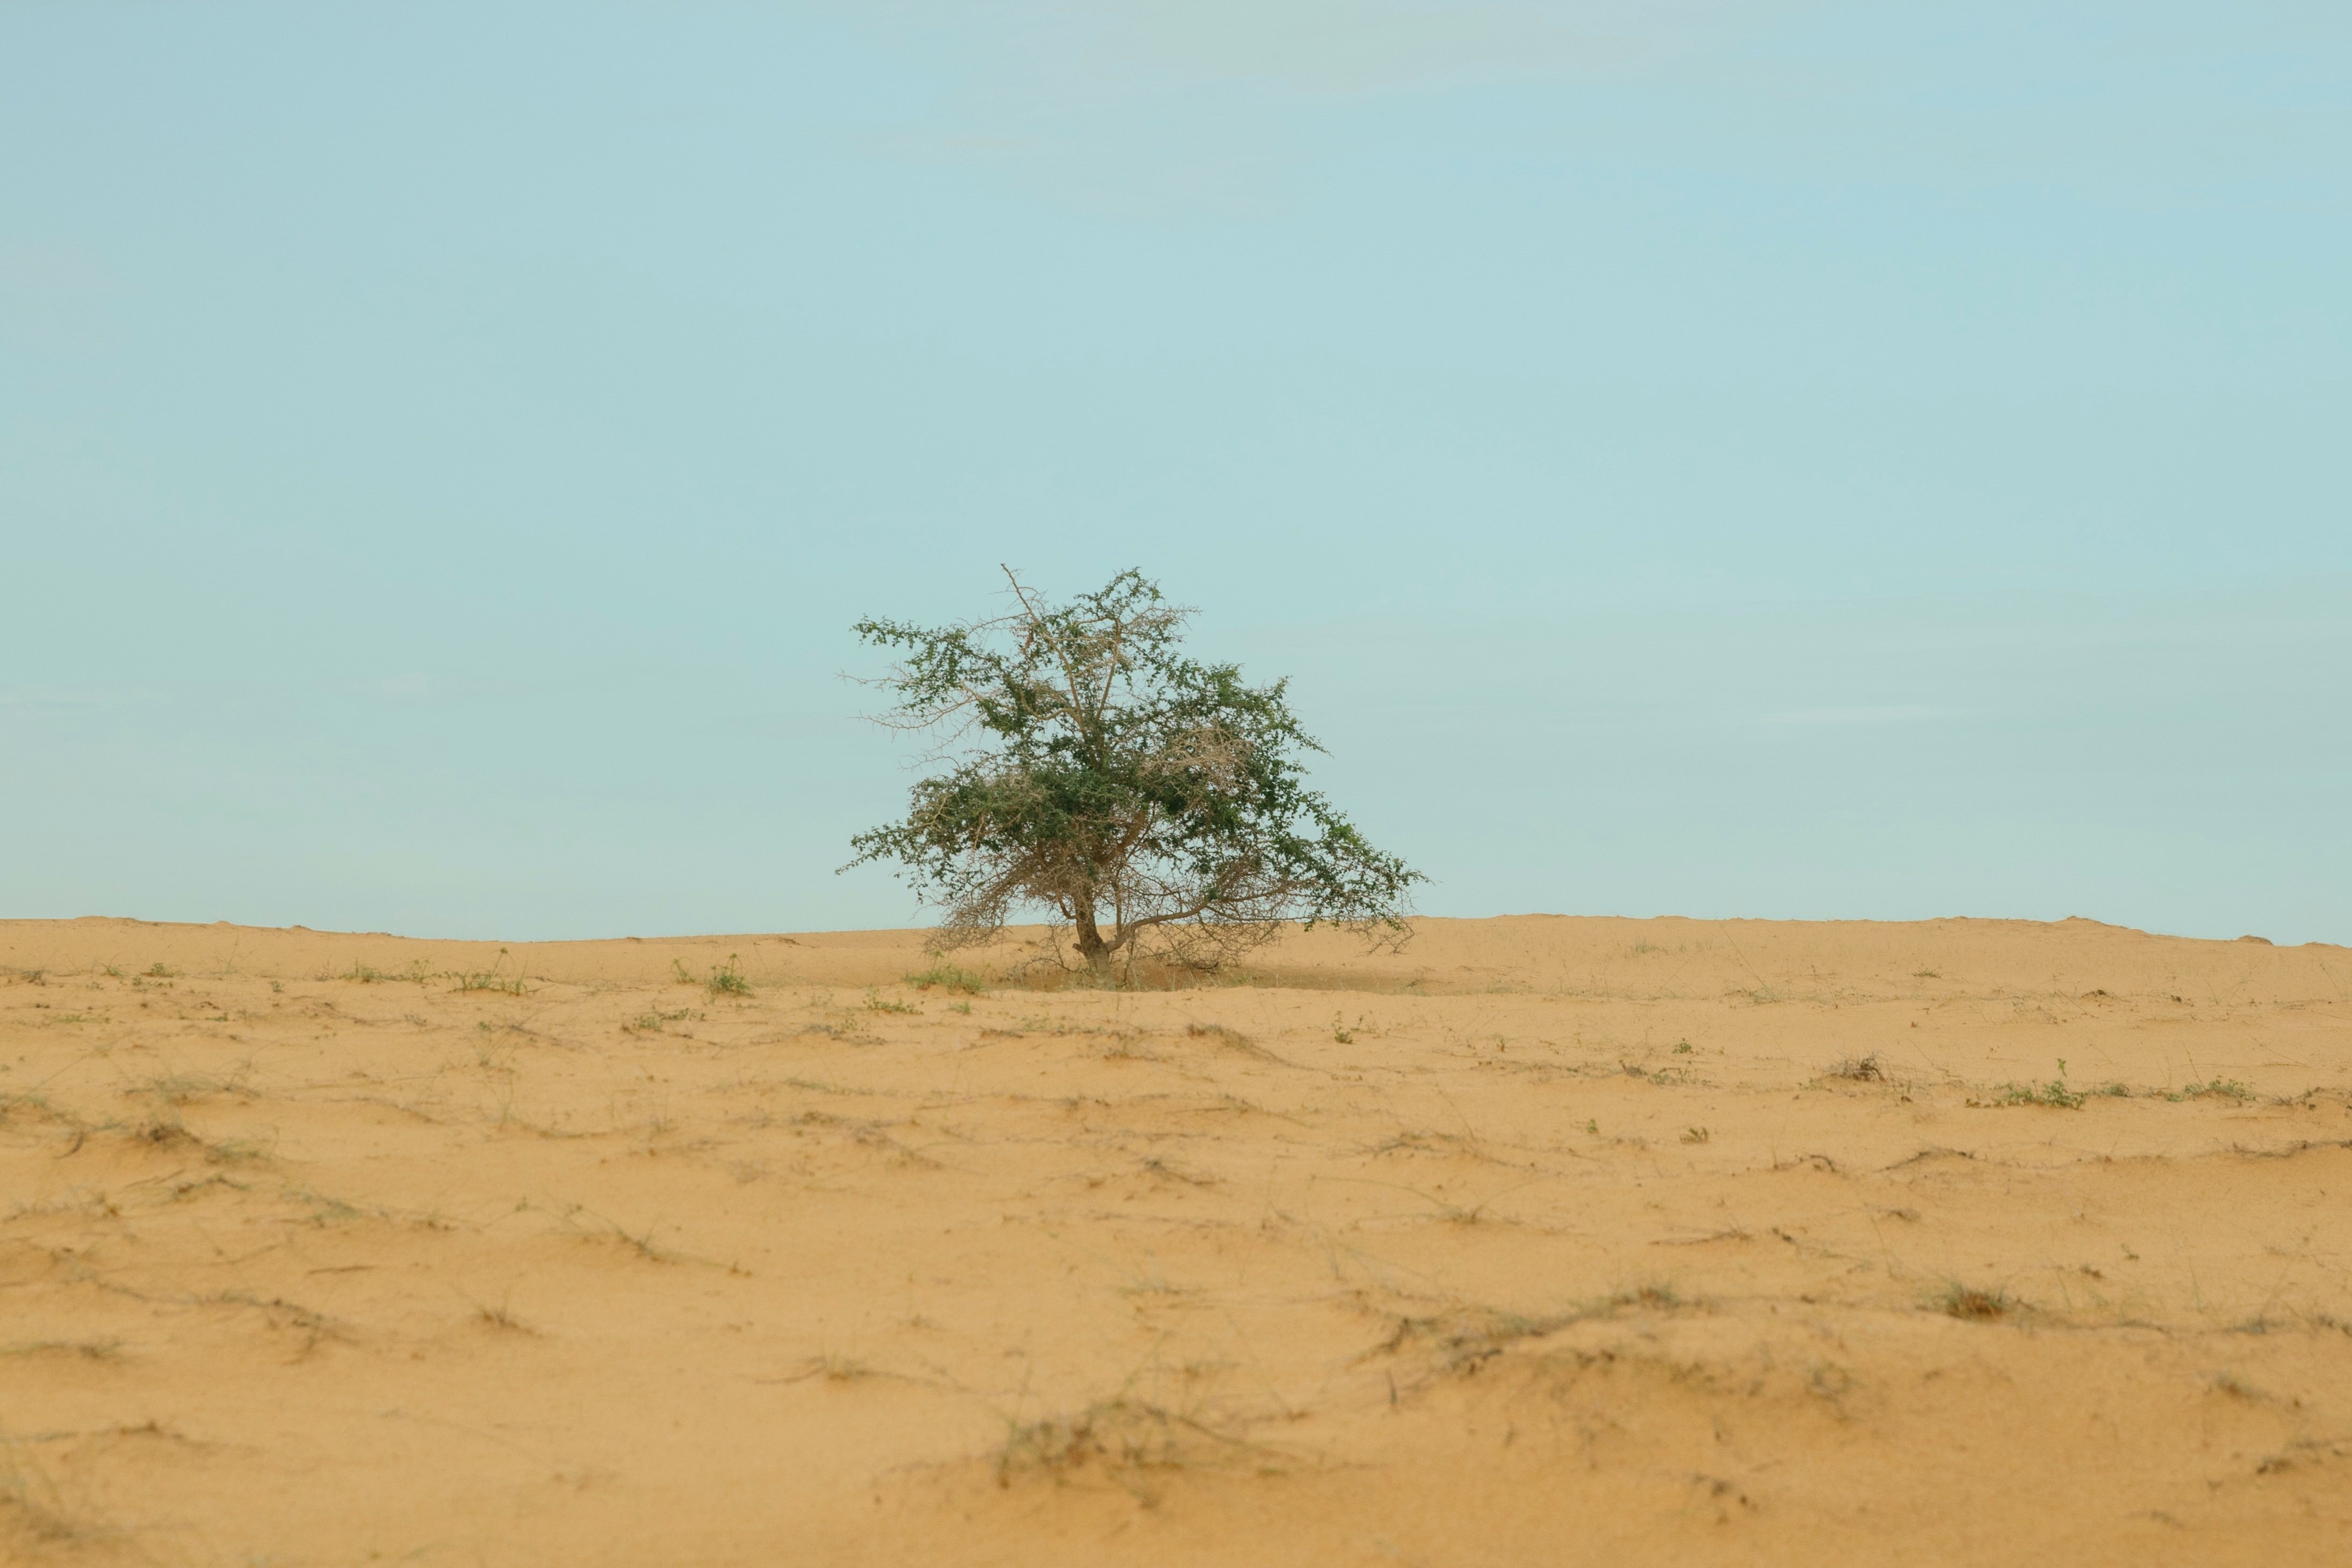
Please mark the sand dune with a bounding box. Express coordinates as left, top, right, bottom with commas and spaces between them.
2, 914, 2347, 1565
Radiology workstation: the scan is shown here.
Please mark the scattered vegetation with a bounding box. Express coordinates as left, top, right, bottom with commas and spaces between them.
2001, 1079, 2086, 1109
995, 1398, 1261, 1487
134, 1071, 251, 1107
2171, 1078, 2253, 1103
343, 960, 427, 985
2, 917, 2328, 1554
906, 963, 986, 994
1999, 1061, 2086, 1108
453, 950, 529, 994
1381, 1288, 1689, 1376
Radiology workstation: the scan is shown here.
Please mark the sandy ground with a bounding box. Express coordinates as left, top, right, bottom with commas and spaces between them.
1, 914, 2348, 1566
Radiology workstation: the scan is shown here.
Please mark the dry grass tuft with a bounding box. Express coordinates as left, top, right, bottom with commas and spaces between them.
127, 1118, 200, 1151
1380, 1287, 1690, 1375
2, 1338, 126, 1361
995, 1399, 1264, 1487
472, 1300, 536, 1335
786, 1353, 875, 1383
1941, 1284, 2010, 1321
133, 1072, 252, 1107
0, 1477, 110, 1551
1182, 1022, 1292, 1066
1828, 1052, 1884, 1082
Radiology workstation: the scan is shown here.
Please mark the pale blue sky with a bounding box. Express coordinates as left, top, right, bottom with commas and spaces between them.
4, 2, 2347, 943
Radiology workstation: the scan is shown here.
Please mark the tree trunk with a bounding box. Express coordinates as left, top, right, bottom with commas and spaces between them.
1073, 905, 1113, 977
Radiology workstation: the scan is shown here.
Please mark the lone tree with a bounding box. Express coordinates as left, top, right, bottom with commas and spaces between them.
845, 568, 1422, 979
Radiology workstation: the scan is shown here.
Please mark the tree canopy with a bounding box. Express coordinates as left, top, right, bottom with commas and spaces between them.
845, 568, 1422, 978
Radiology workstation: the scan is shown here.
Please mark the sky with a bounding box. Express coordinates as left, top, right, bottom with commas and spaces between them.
3, 1, 2347, 945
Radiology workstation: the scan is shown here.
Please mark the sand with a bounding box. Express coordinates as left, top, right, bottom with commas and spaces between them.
1, 913, 2347, 1565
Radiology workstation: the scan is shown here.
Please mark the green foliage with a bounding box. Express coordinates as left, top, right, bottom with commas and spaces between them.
845, 568, 1422, 977
863, 986, 919, 1014
452, 950, 527, 994
906, 963, 987, 994
705, 956, 752, 998
344, 960, 427, 985
454, 971, 528, 995
1997, 1056, 2089, 1108
2001, 1078, 2086, 1109
2169, 1078, 2253, 1102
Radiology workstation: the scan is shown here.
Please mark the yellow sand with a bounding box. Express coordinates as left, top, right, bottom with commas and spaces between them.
2, 914, 2347, 1565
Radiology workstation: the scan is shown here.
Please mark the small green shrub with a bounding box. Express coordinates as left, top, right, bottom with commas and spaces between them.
2001, 1079, 2085, 1109
344, 961, 427, 985
906, 963, 986, 994
863, 986, 917, 1014
2170, 1078, 2252, 1103
452, 950, 528, 995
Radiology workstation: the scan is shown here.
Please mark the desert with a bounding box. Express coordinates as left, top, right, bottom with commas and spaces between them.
11, 2, 2349, 1562
2, 913, 2346, 1565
